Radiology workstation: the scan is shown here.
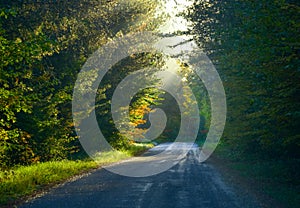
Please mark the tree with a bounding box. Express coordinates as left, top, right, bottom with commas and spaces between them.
0, 0, 159, 168
187, 0, 300, 158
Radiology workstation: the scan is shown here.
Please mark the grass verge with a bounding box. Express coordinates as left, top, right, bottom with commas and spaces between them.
0, 159, 98, 206
212, 143, 300, 208
0, 142, 153, 207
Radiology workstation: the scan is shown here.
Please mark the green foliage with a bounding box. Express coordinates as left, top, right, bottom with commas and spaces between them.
187, 0, 300, 158
0, 8, 59, 167
0, 0, 159, 169
96, 52, 164, 148
188, 1, 300, 205
177, 62, 211, 142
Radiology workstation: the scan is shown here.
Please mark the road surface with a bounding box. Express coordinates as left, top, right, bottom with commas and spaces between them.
21, 143, 260, 208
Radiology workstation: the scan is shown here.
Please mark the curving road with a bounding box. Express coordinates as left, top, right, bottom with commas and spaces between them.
21, 143, 260, 208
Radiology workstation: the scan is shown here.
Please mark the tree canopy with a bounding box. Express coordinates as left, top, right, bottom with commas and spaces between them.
0, 0, 159, 168
187, 0, 300, 158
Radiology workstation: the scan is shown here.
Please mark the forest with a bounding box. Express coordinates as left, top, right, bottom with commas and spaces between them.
0, 0, 299, 206
0, 0, 161, 168
187, 0, 299, 160
186, 0, 299, 205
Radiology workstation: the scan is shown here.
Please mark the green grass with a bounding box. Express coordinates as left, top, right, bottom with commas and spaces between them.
214, 143, 300, 208
0, 159, 98, 205
93, 151, 130, 164
124, 142, 154, 156
0, 142, 153, 206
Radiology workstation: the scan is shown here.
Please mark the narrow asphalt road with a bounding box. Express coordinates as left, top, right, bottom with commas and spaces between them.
21, 143, 260, 208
